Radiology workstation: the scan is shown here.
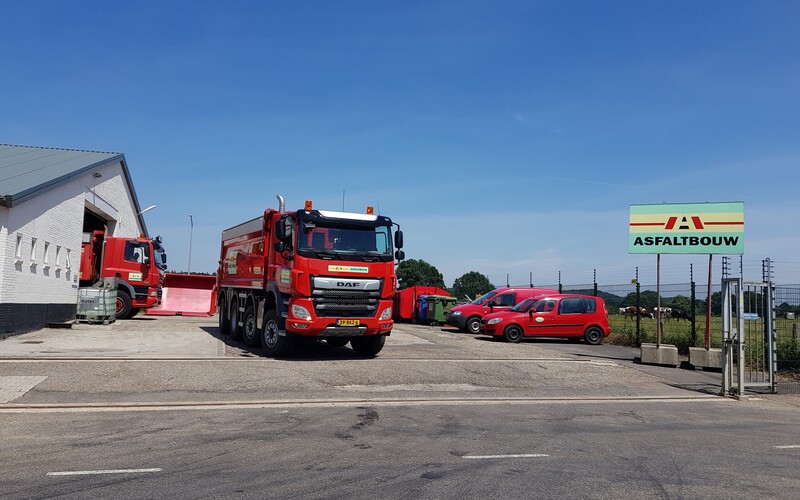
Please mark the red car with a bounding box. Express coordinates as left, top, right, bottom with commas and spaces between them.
481, 294, 611, 345
445, 287, 559, 334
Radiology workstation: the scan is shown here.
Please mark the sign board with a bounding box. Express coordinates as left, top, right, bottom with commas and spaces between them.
742, 313, 759, 321
629, 202, 744, 255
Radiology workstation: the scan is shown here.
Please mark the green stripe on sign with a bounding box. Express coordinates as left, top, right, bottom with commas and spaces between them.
630, 202, 744, 215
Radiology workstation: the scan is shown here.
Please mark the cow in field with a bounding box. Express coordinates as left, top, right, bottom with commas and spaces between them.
653, 307, 672, 320
620, 305, 654, 320
670, 307, 692, 321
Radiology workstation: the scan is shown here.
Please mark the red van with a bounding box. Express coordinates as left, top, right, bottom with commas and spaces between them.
445, 287, 559, 334
481, 294, 611, 344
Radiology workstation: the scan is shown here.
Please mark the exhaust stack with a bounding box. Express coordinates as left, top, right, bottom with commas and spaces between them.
276, 194, 285, 213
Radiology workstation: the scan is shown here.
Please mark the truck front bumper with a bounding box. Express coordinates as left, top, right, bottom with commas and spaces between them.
284, 298, 393, 337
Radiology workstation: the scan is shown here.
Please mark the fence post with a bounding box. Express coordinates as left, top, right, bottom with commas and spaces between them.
635, 278, 641, 344
593, 269, 598, 297
558, 271, 562, 294
690, 279, 696, 346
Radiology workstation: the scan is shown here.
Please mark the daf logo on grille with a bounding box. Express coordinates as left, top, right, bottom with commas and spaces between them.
336, 281, 357, 287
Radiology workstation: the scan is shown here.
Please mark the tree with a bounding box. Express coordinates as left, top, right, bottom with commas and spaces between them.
395, 259, 445, 289
452, 271, 494, 301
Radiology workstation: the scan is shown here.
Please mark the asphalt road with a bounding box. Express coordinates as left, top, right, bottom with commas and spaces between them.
1, 317, 799, 499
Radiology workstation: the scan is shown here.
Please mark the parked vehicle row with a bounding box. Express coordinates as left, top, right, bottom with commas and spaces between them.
444, 287, 611, 345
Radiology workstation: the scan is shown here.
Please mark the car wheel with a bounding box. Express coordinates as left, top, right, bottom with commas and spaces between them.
261, 309, 296, 357
584, 326, 604, 345
465, 317, 482, 334
326, 338, 350, 349
350, 335, 386, 357
242, 304, 261, 347
503, 325, 523, 343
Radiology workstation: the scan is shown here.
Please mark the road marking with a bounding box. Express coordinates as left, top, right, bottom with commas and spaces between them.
0, 395, 728, 413
774, 445, 800, 449
464, 454, 548, 459
47, 468, 162, 476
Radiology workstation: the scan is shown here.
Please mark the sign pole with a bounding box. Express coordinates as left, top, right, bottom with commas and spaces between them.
656, 253, 662, 348
706, 254, 712, 350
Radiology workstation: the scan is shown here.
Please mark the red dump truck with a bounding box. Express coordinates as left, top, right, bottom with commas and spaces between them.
79, 230, 167, 318
217, 195, 405, 357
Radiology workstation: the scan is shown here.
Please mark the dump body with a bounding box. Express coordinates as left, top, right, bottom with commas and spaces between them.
217, 200, 403, 357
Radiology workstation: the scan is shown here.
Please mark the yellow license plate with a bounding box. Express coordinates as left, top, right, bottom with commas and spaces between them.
337, 319, 360, 326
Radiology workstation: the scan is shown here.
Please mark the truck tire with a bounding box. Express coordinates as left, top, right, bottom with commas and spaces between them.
261, 309, 295, 357
242, 304, 261, 347
350, 334, 386, 357
218, 299, 230, 336
128, 308, 140, 318
228, 299, 242, 340
116, 290, 133, 319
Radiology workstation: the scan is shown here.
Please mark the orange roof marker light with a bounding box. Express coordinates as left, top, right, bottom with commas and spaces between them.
366, 206, 374, 214
305, 200, 313, 210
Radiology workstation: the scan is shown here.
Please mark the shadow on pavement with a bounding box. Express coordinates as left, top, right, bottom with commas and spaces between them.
199, 326, 382, 360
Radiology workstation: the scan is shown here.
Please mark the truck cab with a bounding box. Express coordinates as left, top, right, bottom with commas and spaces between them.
80, 231, 167, 318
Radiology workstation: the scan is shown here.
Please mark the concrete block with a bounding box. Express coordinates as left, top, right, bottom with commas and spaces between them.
640, 343, 680, 367
688, 347, 723, 370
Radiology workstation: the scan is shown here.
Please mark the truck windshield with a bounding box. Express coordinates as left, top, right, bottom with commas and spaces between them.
296, 220, 394, 262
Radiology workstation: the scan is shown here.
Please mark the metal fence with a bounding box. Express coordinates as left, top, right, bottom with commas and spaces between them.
526, 280, 800, 392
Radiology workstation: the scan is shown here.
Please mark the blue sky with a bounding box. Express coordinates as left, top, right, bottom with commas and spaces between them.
3, 1, 799, 286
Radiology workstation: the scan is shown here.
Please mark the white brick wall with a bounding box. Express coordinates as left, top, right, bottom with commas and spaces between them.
0, 158, 143, 306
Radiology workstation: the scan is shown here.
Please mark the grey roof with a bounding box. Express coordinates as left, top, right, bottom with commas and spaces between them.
0, 144, 124, 207
0, 144, 148, 236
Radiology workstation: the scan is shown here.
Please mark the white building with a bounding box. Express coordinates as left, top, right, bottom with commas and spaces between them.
0, 144, 149, 335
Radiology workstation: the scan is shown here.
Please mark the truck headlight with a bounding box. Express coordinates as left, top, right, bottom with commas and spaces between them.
379, 307, 392, 320
487, 317, 503, 325
291, 304, 311, 321
451, 311, 462, 316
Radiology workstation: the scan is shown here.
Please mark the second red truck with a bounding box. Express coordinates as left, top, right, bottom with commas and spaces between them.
217, 195, 404, 357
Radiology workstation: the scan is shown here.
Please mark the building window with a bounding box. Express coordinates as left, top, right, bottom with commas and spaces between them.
30, 237, 38, 262
43, 242, 51, 267
56, 245, 62, 268
65, 249, 72, 269
15, 234, 23, 261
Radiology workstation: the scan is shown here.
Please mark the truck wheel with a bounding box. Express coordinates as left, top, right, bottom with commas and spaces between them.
350, 334, 386, 357
128, 308, 140, 318
261, 309, 295, 357
116, 290, 132, 319
218, 300, 230, 336
326, 338, 350, 349
228, 299, 242, 340
465, 317, 482, 334
242, 304, 261, 347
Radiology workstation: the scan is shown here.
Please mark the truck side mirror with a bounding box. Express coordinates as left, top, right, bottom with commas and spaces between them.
395, 250, 405, 261
394, 230, 404, 249
274, 241, 286, 253
162, 254, 167, 265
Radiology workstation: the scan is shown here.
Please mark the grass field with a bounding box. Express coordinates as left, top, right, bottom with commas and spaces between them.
605, 314, 800, 371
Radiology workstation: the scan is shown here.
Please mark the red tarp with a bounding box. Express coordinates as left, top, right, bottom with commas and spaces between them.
146, 273, 217, 317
